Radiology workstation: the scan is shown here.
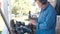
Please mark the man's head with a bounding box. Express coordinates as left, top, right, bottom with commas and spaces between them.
35, 0, 47, 8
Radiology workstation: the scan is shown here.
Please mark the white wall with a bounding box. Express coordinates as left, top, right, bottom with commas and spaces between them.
48, 0, 57, 8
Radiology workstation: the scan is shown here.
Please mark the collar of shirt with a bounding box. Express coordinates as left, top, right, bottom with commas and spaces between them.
41, 2, 50, 11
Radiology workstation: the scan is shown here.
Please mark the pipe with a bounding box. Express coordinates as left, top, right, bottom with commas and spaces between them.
0, 8, 12, 34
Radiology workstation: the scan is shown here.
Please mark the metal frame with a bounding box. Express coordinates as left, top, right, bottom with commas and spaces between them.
0, 8, 12, 34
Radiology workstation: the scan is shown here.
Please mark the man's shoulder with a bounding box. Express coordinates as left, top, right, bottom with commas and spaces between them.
48, 4, 56, 12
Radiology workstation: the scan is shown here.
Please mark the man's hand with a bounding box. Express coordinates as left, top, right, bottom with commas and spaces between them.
30, 19, 36, 25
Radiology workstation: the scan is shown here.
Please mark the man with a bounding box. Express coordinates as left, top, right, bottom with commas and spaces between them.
35, 0, 57, 34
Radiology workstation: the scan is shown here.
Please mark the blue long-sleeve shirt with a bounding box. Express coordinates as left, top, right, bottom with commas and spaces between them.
36, 2, 57, 34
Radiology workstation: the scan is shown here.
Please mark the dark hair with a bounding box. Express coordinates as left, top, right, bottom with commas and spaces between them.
35, 0, 47, 4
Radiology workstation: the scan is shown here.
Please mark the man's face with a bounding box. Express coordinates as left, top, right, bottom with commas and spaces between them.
35, 0, 42, 8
